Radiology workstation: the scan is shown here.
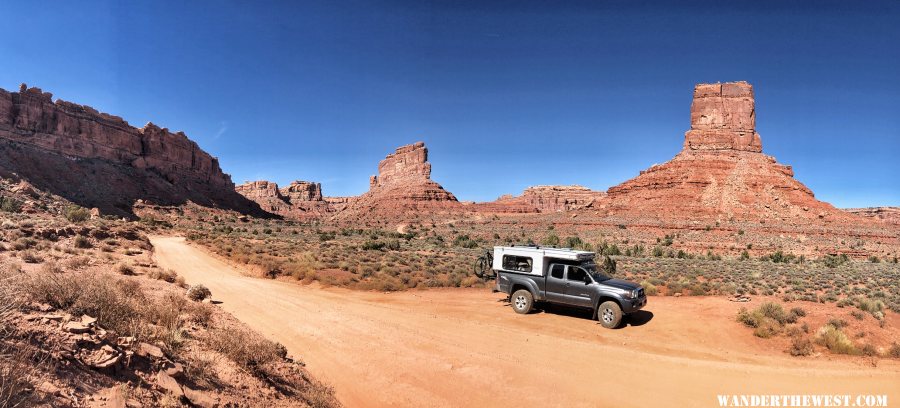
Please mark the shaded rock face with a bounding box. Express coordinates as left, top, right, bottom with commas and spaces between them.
235, 180, 330, 219
0, 84, 262, 217
684, 82, 762, 152
336, 142, 459, 220
604, 81, 861, 225
475, 185, 605, 213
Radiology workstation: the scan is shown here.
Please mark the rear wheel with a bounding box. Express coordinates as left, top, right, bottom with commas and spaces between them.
598, 301, 623, 329
511, 289, 534, 314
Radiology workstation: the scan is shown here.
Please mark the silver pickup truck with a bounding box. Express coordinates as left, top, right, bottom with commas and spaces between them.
486, 245, 646, 329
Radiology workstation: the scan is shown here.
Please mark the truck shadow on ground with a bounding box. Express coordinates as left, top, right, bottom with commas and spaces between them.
497, 299, 654, 328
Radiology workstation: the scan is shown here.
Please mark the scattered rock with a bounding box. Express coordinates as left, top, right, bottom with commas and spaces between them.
138, 342, 164, 359
183, 386, 218, 408
64, 321, 92, 334
155, 371, 183, 398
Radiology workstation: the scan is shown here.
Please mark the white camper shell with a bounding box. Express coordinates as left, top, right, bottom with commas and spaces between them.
492, 246, 595, 277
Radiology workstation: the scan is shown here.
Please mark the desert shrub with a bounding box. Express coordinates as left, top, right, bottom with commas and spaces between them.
362, 240, 385, 251
65, 256, 91, 270
73, 235, 92, 249
542, 234, 560, 247
860, 343, 878, 357
19, 250, 43, 264
0, 196, 23, 213
737, 302, 792, 337
889, 343, 900, 358
827, 318, 848, 329
816, 324, 856, 355
856, 297, 885, 317
116, 263, 135, 275
850, 310, 865, 320
641, 281, 658, 296
206, 326, 287, 370
789, 336, 814, 356
63, 205, 91, 223
187, 285, 212, 302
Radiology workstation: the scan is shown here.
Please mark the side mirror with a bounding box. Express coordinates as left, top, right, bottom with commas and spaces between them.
584, 276, 592, 284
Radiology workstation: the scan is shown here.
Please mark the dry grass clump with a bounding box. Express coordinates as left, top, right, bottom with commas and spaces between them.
22, 269, 209, 353
889, 343, 900, 359
148, 268, 176, 282
205, 326, 287, 372
815, 324, 856, 355
1, 265, 38, 408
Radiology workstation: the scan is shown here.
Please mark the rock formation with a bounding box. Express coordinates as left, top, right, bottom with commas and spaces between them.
683, 82, 762, 152
235, 180, 331, 219
603, 81, 862, 225
0, 84, 262, 217
334, 142, 459, 220
844, 207, 900, 226
474, 185, 605, 213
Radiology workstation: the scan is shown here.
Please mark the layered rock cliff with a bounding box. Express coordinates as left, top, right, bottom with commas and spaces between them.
0, 84, 261, 216
235, 180, 331, 219
474, 185, 605, 213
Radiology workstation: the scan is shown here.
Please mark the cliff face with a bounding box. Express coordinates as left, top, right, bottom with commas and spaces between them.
474, 185, 605, 213
0, 84, 260, 216
235, 180, 332, 219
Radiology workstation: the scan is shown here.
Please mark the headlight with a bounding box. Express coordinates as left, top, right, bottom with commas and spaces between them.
633, 289, 641, 298
622, 290, 634, 299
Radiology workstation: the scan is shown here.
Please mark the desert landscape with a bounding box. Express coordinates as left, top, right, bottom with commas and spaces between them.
2, 2, 899, 408
0, 78, 898, 407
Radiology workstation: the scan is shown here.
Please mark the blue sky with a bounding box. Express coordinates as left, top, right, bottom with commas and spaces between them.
1, 1, 897, 207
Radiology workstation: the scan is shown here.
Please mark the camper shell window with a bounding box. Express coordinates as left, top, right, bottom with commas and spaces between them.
502, 255, 533, 272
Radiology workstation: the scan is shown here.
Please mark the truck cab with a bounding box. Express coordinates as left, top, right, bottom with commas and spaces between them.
493, 245, 646, 329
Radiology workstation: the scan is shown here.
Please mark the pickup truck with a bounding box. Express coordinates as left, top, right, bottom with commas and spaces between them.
491, 245, 646, 329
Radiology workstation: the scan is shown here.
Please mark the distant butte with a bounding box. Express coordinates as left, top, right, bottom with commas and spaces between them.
602, 81, 863, 226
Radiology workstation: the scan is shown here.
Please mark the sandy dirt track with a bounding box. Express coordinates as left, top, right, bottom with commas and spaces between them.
150, 236, 899, 408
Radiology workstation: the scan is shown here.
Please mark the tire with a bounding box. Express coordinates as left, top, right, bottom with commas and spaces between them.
597, 301, 623, 329
511, 289, 534, 314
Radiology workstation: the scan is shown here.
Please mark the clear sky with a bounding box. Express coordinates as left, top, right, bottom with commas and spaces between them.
1, 1, 897, 207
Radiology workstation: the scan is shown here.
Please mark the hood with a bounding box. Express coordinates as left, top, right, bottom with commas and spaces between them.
599, 278, 640, 291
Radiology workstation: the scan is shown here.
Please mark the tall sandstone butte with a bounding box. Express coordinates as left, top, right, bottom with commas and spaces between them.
235, 180, 331, 219
336, 142, 459, 220
604, 81, 861, 226
0, 84, 260, 216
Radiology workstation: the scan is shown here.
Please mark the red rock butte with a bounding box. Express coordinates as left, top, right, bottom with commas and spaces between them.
604, 81, 865, 226
335, 142, 459, 220
0, 84, 262, 217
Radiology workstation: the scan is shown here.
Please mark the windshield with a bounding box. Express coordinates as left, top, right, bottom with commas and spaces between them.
580, 263, 611, 282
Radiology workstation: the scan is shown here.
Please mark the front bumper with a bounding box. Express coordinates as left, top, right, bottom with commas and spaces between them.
622, 296, 647, 314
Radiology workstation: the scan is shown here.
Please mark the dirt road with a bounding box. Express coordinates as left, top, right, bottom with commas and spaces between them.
150, 236, 899, 408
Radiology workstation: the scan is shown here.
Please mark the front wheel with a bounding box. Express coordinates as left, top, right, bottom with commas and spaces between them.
511, 289, 534, 314
597, 301, 623, 329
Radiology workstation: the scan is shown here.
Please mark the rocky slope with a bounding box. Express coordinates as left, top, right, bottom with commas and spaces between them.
0, 84, 262, 217
334, 142, 459, 220
235, 180, 331, 219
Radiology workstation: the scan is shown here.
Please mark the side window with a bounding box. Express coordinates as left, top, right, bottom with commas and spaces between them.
550, 264, 564, 279
502, 255, 533, 272
567, 266, 587, 282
